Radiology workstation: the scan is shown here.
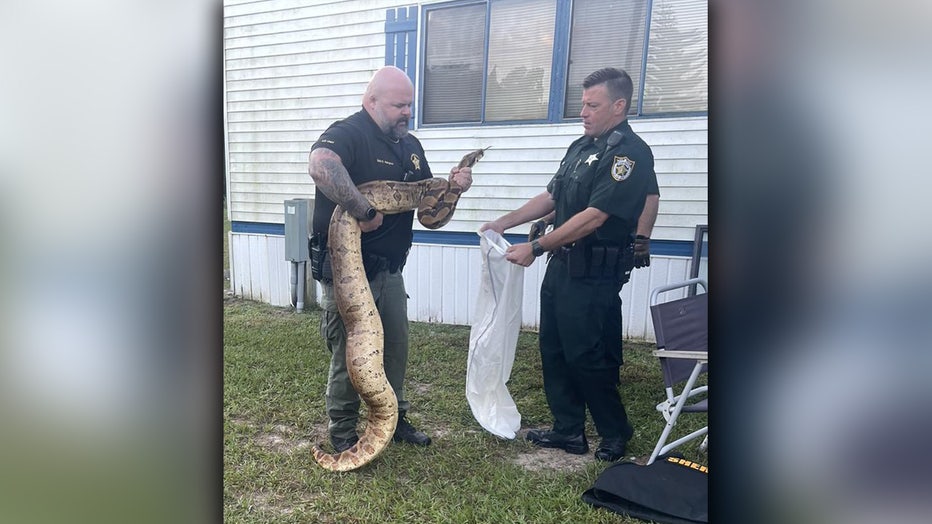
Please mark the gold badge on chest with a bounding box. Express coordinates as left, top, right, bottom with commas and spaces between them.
410, 153, 421, 171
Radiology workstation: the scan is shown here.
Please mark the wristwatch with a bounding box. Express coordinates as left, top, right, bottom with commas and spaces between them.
362, 207, 377, 221
530, 238, 545, 257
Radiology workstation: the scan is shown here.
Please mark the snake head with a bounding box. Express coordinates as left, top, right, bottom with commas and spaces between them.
457, 146, 492, 169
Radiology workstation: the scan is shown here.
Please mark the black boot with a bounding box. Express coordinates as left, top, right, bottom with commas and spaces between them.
526, 429, 589, 455
594, 436, 628, 462
393, 415, 431, 446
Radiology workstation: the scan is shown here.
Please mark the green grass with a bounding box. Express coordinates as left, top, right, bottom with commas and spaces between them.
223, 298, 707, 523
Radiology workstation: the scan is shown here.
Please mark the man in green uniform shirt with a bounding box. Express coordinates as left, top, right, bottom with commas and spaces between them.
481, 67, 659, 462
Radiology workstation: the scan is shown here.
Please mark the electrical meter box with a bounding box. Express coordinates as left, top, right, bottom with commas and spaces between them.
284, 198, 314, 261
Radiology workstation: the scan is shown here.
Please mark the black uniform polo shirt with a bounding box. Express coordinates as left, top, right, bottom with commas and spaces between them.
310, 108, 433, 264
547, 119, 659, 245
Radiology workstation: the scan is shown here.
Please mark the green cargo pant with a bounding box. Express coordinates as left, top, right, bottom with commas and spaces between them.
319, 269, 410, 440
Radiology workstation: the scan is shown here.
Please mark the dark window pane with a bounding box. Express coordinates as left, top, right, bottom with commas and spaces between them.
484, 0, 556, 121
564, 0, 648, 118
423, 4, 487, 124
642, 0, 708, 113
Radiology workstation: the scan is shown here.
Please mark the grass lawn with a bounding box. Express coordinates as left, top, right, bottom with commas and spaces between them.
223, 295, 707, 523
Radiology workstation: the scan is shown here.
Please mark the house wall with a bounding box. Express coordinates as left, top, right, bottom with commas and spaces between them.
225, 0, 394, 224
401, 243, 694, 339
230, 232, 693, 339
223, 0, 707, 340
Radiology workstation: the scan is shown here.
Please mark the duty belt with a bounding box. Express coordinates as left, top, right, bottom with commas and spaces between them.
550, 242, 632, 283
550, 246, 572, 261
363, 253, 405, 276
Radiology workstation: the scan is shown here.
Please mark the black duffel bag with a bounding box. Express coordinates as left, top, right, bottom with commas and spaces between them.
581, 455, 708, 524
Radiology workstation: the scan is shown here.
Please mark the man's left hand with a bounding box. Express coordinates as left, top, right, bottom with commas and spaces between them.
528, 219, 548, 242
450, 166, 472, 191
633, 235, 650, 268
505, 243, 535, 267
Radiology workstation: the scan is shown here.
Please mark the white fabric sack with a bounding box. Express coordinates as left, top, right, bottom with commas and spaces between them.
466, 230, 524, 439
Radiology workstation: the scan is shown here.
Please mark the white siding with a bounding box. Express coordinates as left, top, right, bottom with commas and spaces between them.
402, 243, 692, 339
230, 233, 303, 307
224, 0, 396, 225
224, 0, 708, 339
413, 118, 707, 241
224, 1, 708, 241
230, 229, 693, 340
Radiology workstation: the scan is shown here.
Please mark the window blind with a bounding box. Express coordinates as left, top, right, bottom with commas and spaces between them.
641, 0, 707, 113
564, 0, 648, 118
484, 0, 556, 121
423, 4, 487, 124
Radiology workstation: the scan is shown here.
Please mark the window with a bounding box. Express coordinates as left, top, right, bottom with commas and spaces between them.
485, 0, 556, 121
564, 0, 648, 118
418, 0, 707, 126
642, 0, 708, 113
422, 4, 486, 124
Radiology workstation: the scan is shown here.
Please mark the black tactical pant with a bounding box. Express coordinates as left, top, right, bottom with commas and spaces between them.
538, 257, 633, 440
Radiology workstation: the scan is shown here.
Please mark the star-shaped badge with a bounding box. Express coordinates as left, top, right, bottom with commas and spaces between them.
585, 153, 599, 166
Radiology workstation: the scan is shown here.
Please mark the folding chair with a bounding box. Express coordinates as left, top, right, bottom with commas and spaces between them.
647, 278, 708, 465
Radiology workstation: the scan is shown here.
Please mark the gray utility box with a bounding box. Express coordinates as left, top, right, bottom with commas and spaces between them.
284, 198, 314, 261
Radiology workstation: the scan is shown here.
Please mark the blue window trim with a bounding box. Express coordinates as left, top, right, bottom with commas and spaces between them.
416, 110, 708, 133
548, 0, 572, 121
386, 6, 418, 125
231, 221, 697, 257
415, 0, 707, 128
232, 221, 284, 235
638, 0, 655, 115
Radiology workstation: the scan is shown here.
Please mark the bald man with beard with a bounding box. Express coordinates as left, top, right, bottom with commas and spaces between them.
307, 66, 473, 452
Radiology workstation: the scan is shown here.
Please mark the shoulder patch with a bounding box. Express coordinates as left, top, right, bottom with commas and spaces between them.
611, 156, 635, 182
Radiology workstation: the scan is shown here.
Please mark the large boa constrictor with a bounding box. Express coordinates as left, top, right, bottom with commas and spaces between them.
313, 147, 489, 472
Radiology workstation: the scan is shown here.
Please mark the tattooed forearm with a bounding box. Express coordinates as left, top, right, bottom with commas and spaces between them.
308, 148, 372, 219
